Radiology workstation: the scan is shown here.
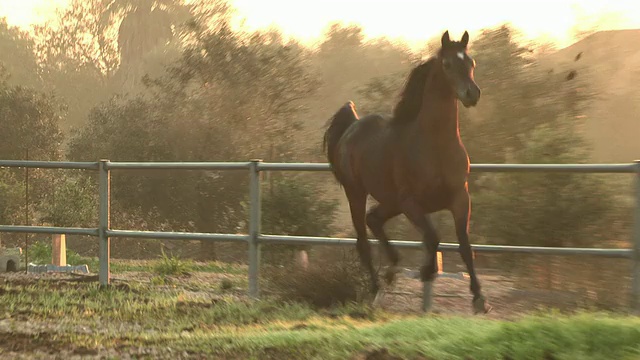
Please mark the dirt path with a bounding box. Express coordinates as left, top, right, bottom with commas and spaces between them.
385, 267, 620, 320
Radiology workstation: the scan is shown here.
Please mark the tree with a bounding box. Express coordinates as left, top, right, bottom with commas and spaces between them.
0, 75, 66, 247
261, 175, 338, 264
0, 76, 63, 161
39, 174, 97, 228
315, 24, 411, 98
0, 18, 41, 88
464, 26, 625, 252
68, 16, 325, 259
33, 0, 118, 132
473, 120, 615, 248
0, 169, 25, 227
356, 67, 415, 116
32, 0, 199, 131
101, 0, 192, 91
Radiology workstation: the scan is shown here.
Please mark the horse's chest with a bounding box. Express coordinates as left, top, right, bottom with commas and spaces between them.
397, 145, 468, 201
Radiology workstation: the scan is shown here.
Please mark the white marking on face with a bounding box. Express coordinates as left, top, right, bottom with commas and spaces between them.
457, 52, 464, 60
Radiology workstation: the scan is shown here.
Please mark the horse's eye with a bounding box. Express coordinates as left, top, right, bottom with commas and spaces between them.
443, 59, 451, 69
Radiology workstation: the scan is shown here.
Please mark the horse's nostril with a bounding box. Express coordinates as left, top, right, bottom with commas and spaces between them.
466, 85, 480, 102
465, 88, 473, 100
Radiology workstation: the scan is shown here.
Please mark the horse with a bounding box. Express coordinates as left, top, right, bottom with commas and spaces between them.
323, 30, 491, 314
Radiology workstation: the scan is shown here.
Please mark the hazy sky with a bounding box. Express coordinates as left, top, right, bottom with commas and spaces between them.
1, 0, 639, 49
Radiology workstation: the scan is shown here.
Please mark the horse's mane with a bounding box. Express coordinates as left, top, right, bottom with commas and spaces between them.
390, 56, 438, 125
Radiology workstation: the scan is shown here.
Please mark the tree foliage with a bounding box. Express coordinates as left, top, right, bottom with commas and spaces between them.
473, 120, 618, 247
32, 0, 198, 131
0, 19, 40, 88
260, 175, 339, 264
262, 176, 338, 237
0, 169, 25, 226
67, 15, 332, 258
355, 24, 623, 248
39, 174, 98, 228
0, 5, 629, 258
0, 76, 71, 245
0, 77, 63, 160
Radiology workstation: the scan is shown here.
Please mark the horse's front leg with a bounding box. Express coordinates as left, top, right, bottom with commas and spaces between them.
450, 188, 492, 314
398, 196, 440, 312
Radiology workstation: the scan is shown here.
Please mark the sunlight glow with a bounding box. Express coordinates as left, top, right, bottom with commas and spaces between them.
0, 0, 69, 29
1, 0, 639, 49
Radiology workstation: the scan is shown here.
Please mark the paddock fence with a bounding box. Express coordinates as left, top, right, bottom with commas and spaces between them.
0, 159, 638, 312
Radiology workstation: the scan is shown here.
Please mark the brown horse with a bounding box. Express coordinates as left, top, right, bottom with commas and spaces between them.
323, 30, 491, 314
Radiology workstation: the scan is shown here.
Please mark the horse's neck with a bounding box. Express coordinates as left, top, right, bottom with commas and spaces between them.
418, 73, 462, 147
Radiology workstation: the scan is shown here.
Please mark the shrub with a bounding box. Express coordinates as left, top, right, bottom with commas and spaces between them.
153, 248, 193, 276
26, 240, 85, 265
264, 250, 369, 308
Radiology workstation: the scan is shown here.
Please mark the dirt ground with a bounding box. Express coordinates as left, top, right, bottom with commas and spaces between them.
0, 265, 634, 359
0, 267, 618, 320
376, 272, 574, 319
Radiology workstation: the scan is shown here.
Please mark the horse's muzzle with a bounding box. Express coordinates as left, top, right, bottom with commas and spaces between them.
459, 83, 481, 107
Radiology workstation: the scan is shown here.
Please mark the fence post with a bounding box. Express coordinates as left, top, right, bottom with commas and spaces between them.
248, 159, 262, 298
51, 234, 67, 266
98, 159, 111, 286
632, 160, 640, 313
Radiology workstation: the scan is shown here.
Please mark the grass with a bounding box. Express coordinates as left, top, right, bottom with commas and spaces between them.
1, 265, 639, 359
24, 241, 246, 275
167, 313, 640, 360
154, 249, 194, 276
61, 257, 247, 275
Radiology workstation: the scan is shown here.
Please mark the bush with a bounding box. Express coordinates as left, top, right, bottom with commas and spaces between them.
261, 175, 338, 265
473, 121, 621, 248
39, 173, 97, 228
153, 248, 193, 276
264, 250, 369, 308
26, 240, 85, 265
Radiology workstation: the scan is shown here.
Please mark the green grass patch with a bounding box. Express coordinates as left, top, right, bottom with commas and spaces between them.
75, 257, 246, 275
1, 276, 639, 359
0, 279, 313, 328
23, 241, 246, 276
154, 249, 194, 276
142, 312, 640, 359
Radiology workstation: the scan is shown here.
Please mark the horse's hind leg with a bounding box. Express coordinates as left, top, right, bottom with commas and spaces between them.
366, 204, 401, 285
346, 190, 379, 296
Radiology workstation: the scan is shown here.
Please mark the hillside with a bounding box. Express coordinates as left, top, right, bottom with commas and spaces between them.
540, 29, 640, 163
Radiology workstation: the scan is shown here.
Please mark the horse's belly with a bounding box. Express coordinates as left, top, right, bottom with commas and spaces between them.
417, 181, 453, 213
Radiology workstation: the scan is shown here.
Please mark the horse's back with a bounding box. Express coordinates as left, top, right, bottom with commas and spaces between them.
342, 113, 388, 138
338, 113, 390, 157
336, 113, 397, 196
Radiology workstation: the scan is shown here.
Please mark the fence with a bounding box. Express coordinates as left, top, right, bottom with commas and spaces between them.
0, 159, 639, 312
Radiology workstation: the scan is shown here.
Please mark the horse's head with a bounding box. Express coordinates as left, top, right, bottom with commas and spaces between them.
439, 30, 480, 108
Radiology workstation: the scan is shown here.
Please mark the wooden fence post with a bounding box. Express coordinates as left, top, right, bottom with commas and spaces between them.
52, 234, 66, 266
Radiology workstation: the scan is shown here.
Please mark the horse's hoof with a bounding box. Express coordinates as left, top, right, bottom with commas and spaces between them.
371, 284, 380, 296
384, 266, 401, 285
372, 290, 385, 307
472, 295, 492, 314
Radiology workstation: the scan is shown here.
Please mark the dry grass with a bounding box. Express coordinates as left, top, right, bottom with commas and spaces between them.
1, 259, 640, 359
264, 250, 371, 308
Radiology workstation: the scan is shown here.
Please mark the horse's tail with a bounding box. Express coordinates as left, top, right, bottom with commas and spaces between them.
323, 101, 358, 184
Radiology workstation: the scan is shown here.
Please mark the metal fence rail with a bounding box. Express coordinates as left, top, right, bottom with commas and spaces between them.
259, 235, 634, 257
0, 159, 638, 311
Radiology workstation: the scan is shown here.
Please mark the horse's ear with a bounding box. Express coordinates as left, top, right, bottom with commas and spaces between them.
441, 30, 451, 46
461, 31, 469, 47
